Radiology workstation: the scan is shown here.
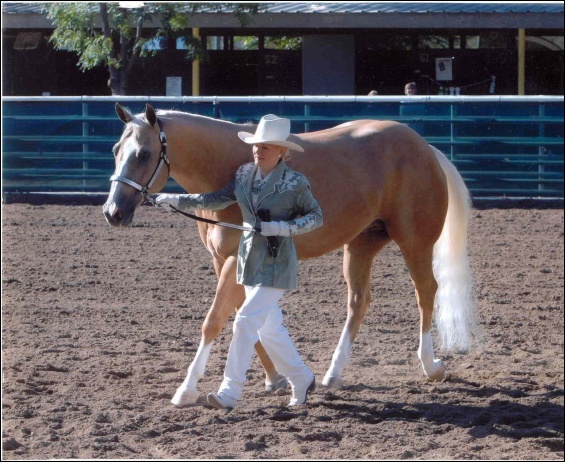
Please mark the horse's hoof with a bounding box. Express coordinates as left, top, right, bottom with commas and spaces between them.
424, 359, 447, 382
171, 387, 199, 407
322, 375, 344, 390
265, 375, 288, 392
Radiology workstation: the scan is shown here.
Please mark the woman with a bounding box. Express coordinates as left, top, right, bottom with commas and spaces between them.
404, 81, 418, 95
156, 114, 323, 409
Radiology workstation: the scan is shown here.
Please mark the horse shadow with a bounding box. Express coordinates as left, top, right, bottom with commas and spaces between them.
312, 378, 564, 446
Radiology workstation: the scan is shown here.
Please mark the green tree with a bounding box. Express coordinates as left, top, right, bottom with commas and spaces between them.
45, 2, 259, 95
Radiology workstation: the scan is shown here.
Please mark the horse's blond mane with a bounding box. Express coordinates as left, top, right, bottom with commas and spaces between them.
155, 109, 256, 130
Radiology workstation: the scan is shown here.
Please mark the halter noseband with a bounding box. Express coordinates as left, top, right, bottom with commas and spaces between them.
109, 118, 170, 205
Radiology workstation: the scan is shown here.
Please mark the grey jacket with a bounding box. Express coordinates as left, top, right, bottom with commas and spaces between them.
177, 160, 323, 289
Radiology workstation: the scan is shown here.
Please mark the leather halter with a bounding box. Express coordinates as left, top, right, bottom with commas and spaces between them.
109, 117, 257, 233
109, 118, 170, 205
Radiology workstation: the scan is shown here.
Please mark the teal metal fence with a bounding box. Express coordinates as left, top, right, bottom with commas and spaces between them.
2, 96, 563, 198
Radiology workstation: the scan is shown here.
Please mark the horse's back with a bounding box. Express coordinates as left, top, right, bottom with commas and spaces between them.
297, 120, 435, 168
293, 120, 444, 206
290, 120, 448, 257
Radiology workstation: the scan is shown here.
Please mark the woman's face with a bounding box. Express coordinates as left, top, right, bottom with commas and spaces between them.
253, 143, 285, 174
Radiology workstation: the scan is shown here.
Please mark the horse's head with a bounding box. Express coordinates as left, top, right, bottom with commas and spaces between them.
103, 103, 170, 227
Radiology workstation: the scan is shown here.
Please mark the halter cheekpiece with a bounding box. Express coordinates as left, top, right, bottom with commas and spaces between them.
109, 118, 170, 205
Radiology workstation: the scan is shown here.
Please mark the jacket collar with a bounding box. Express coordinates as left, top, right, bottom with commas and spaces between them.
256, 160, 286, 204
242, 160, 287, 211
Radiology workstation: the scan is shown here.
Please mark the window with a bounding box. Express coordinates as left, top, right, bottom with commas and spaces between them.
466, 36, 480, 49
264, 36, 302, 50
418, 35, 449, 49
466, 32, 507, 49
233, 36, 258, 50
525, 35, 564, 51
206, 36, 225, 50
480, 32, 507, 49
142, 37, 166, 51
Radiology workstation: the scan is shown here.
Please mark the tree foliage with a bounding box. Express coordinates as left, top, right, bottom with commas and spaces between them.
237, 35, 302, 50
45, 2, 259, 95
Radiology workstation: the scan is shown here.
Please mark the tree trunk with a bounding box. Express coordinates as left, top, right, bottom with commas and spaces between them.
100, 2, 126, 95
108, 66, 124, 96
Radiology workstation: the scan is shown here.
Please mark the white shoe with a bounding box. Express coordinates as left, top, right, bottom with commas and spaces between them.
289, 372, 316, 406
207, 392, 237, 410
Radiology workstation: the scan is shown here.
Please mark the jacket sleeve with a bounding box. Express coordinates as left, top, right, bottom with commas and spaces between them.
177, 180, 237, 211
286, 177, 323, 236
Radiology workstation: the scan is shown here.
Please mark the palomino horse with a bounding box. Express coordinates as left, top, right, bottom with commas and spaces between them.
103, 103, 477, 406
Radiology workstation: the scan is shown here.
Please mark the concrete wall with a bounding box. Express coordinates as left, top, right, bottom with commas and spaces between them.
302, 35, 355, 95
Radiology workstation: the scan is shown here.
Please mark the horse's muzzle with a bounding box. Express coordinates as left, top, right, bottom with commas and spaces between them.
103, 201, 133, 227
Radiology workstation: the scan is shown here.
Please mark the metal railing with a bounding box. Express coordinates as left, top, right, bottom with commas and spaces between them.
2, 95, 563, 198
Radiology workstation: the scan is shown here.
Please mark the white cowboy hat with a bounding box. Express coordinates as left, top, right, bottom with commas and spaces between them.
238, 114, 304, 152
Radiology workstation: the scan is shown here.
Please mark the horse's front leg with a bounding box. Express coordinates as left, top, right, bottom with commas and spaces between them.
170, 255, 240, 405
171, 255, 284, 406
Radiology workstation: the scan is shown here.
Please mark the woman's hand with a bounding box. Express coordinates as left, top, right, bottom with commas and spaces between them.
260, 221, 291, 237
155, 194, 180, 211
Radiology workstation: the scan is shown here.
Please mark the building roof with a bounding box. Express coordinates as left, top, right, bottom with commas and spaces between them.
2, 2, 564, 14
2, 2, 564, 29
256, 2, 564, 14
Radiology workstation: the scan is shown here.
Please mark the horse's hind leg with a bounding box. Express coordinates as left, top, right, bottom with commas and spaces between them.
400, 243, 446, 381
256, 339, 288, 391
171, 255, 284, 406
323, 231, 390, 389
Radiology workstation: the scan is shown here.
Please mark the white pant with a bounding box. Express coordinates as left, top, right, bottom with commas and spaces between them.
218, 285, 309, 400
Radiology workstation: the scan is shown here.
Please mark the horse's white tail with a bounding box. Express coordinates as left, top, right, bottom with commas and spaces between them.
431, 146, 478, 352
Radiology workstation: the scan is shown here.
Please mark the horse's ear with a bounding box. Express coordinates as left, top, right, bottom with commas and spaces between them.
115, 102, 133, 124
145, 104, 157, 127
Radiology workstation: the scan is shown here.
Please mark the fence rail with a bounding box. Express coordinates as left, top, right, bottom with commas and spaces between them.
2, 96, 563, 198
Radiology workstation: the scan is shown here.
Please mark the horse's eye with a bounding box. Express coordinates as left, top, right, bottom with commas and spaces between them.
137, 150, 151, 161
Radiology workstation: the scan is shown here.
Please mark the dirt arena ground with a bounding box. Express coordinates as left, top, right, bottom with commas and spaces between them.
2, 198, 563, 460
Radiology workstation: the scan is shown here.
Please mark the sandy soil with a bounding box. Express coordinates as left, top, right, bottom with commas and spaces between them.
1, 199, 563, 460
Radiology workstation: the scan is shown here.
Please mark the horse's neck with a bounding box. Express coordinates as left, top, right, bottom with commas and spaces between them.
164, 113, 251, 193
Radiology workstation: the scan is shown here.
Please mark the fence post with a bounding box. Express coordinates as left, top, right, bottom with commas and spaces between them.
213, 99, 221, 119
450, 102, 457, 161
82, 102, 90, 189
538, 103, 546, 193
304, 103, 311, 133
